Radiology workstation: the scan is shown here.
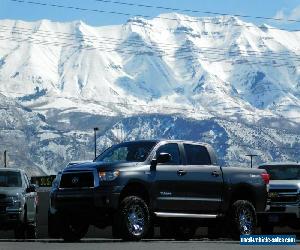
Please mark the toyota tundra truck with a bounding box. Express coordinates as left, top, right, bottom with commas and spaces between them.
49, 140, 268, 241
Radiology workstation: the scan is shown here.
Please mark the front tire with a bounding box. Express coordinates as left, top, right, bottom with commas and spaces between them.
114, 196, 150, 241
60, 218, 89, 242
48, 210, 60, 238
228, 200, 257, 240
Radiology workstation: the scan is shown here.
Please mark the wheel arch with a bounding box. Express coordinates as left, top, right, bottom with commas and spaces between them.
229, 184, 257, 209
119, 181, 150, 205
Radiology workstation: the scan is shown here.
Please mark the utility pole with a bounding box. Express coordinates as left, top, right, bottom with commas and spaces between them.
4, 150, 7, 168
246, 154, 258, 168
93, 127, 99, 159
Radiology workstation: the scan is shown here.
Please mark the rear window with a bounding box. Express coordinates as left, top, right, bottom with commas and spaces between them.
184, 144, 211, 165
259, 165, 300, 180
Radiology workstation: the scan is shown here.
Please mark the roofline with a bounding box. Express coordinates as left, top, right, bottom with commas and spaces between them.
259, 162, 300, 166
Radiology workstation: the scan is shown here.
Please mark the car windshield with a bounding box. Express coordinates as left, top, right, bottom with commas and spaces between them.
259, 165, 300, 180
95, 141, 157, 163
0, 171, 22, 187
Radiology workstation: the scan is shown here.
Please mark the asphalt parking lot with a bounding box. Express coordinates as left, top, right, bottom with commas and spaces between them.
0, 239, 297, 250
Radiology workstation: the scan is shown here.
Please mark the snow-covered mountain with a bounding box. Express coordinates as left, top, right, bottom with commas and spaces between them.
0, 13, 300, 174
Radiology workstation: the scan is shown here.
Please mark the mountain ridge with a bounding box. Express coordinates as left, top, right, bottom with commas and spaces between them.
0, 13, 300, 173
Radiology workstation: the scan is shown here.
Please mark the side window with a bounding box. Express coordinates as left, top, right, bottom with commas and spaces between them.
156, 143, 181, 165
184, 144, 211, 165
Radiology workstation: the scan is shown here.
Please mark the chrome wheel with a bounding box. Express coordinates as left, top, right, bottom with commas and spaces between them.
239, 208, 253, 234
126, 204, 145, 236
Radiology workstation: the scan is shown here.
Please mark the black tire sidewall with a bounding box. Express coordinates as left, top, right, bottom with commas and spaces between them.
60, 217, 89, 242
230, 200, 256, 239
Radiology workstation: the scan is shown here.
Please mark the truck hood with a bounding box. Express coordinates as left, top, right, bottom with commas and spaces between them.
269, 180, 300, 190
0, 187, 24, 197
63, 161, 139, 172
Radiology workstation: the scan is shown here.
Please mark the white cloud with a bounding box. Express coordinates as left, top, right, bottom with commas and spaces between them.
274, 5, 300, 23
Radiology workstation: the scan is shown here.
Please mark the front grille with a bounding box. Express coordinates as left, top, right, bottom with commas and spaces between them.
60, 172, 94, 189
269, 188, 299, 204
271, 189, 298, 193
270, 196, 298, 203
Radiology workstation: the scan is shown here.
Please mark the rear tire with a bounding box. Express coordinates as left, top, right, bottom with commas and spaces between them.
26, 224, 37, 239
114, 196, 150, 241
14, 208, 27, 239
228, 200, 257, 240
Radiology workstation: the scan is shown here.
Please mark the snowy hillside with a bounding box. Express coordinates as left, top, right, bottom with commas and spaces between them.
0, 13, 300, 173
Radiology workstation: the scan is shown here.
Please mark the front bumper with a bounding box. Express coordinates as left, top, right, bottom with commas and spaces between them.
50, 185, 122, 216
258, 202, 300, 226
0, 208, 23, 229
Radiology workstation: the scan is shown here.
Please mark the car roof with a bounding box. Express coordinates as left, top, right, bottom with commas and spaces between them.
0, 168, 22, 172
259, 162, 300, 167
121, 139, 210, 146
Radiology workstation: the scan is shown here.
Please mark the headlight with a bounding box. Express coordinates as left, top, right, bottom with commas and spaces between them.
99, 170, 120, 182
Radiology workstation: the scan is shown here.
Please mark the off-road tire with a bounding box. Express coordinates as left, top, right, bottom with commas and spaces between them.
14, 208, 27, 239
48, 210, 60, 238
114, 196, 150, 241
60, 218, 89, 242
228, 200, 257, 240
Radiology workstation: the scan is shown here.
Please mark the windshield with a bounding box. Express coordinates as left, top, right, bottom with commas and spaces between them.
95, 141, 157, 163
259, 165, 300, 180
0, 171, 22, 187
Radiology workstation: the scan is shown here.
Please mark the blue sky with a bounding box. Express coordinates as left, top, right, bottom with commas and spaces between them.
1, 0, 300, 30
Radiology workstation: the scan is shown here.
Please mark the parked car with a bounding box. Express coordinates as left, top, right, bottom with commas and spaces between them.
0, 168, 38, 238
49, 140, 268, 241
258, 162, 300, 233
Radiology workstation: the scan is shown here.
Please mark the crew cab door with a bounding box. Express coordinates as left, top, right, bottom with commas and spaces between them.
152, 143, 185, 212
180, 143, 224, 213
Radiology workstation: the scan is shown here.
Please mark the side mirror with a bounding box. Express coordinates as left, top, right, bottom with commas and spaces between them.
26, 184, 37, 193
150, 153, 172, 171
157, 152, 171, 164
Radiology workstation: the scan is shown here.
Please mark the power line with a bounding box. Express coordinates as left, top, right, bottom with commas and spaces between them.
93, 0, 300, 24
2, 25, 300, 63
1, 34, 299, 69
0, 25, 300, 61
6, 0, 300, 32
2, 23, 300, 60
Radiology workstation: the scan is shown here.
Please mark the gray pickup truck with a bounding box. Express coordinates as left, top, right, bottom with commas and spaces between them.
49, 140, 269, 241
258, 163, 300, 233
0, 168, 38, 238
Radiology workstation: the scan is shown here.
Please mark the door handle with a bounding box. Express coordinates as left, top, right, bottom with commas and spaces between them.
211, 171, 220, 177
177, 170, 187, 176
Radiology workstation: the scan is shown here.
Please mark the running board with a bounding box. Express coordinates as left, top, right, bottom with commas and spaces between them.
154, 212, 218, 219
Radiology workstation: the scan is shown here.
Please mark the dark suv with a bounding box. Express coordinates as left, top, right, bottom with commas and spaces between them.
49, 140, 268, 241
0, 168, 38, 238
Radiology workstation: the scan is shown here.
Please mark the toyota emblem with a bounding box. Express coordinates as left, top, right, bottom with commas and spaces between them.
71, 177, 79, 185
